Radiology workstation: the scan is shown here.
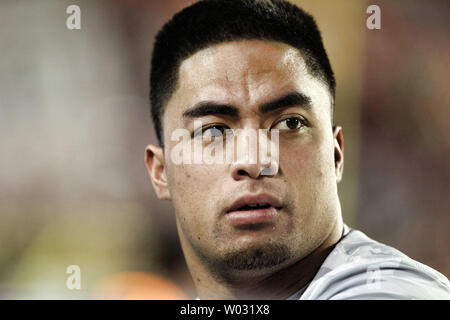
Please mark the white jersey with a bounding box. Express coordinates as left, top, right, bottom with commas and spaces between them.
288, 224, 450, 300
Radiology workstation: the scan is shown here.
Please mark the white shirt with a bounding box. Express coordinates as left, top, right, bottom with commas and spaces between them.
288, 224, 450, 300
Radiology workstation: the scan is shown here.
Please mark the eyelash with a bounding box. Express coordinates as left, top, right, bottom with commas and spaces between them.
193, 124, 229, 138
271, 115, 309, 131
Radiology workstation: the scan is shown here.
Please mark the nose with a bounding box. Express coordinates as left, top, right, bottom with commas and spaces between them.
230, 129, 279, 180
231, 158, 261, 180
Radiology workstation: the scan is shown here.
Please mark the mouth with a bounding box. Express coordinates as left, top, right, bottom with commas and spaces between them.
225, 194, 283, 227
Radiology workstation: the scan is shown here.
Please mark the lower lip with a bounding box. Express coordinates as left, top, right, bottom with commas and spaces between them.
226, 207, 280, 226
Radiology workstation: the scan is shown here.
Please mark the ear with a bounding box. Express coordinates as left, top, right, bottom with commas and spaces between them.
145, 144, 171, 200
332, 126, 344, 183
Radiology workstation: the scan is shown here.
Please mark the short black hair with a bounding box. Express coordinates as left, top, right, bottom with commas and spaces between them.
150, 0, 335, 146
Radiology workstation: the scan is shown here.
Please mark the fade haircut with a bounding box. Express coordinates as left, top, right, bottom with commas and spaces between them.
150, 0, 335, 146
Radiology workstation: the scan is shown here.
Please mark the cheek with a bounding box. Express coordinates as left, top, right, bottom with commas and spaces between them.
167, 163, 225, 213
280, 142, 313, 174
280, 138, 333, 182
169, 163, 224, 190
167, 163, 226, 240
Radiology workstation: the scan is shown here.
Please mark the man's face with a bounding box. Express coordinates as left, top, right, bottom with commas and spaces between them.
148, 40, 343, 279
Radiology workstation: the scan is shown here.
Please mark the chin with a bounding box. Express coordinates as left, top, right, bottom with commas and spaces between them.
214, 242, 292, 282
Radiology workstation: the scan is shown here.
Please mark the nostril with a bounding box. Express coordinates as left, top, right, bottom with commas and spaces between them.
232, 162, 262, 180
237, 169, 248, 176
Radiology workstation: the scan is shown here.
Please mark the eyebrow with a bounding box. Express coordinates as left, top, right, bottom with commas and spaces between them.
259, 91, 311, 114
182, 103, 239, 119
182, 91, 312, 120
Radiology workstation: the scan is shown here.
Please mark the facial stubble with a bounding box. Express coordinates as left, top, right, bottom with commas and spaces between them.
184, 214, 294, 282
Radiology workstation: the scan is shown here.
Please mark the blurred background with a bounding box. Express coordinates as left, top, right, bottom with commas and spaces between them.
0, 0, 448, 299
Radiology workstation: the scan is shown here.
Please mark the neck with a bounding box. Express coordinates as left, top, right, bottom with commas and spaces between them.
180, 218, 344, 300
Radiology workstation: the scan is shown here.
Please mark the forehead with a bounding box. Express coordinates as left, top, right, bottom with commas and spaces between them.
163, 40, 331, 128
177, 41, 307, 100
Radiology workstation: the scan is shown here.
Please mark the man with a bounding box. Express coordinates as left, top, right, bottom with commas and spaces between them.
145, 0, 450, 299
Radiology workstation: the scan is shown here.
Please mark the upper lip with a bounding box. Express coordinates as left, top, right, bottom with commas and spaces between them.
226, 193, 283, 213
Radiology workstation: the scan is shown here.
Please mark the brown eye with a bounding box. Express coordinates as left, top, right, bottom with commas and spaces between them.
193, 125, 227, 138
204, 126, 225, 137
285, 118, 300, 130
272, 116, 305, 131
199, 125, 228, 139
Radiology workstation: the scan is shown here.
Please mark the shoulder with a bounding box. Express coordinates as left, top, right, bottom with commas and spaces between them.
300, 225, 450, 300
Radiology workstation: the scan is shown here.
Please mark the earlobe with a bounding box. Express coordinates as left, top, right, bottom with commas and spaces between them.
333, 126, 344, 183
145, 144, 171, 200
